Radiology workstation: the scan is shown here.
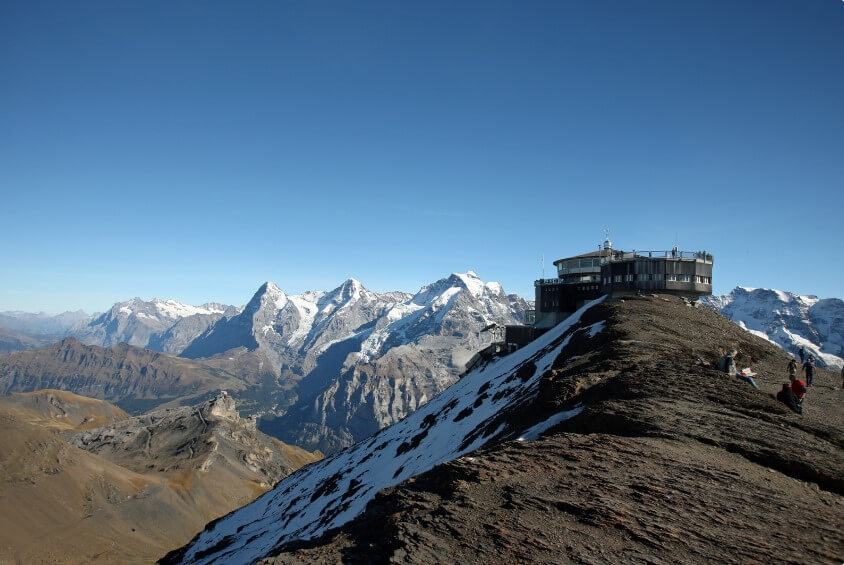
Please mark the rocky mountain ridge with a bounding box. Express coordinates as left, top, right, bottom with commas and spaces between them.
0, 337, 249, 412
74, 297, 238, 353
246, 272, 531, 453
71, 391, 318, 489
1, 273, 531, 453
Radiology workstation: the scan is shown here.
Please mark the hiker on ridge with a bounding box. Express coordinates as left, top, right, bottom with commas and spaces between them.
790, 373, 807, 404
802, 356, 816, 387
777, 383, 802, 414
799, 346, 806, 363
787, 358, 798, 379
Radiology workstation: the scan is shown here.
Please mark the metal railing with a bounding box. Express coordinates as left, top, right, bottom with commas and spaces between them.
606, 250, 713, 263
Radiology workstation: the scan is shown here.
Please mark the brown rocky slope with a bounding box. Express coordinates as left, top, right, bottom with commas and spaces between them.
262, 294, 843, 564
0, 392, 321, 564
0, 337, 248, 412
0, 389, 128, 431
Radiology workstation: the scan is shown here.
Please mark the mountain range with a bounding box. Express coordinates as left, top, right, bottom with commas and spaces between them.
4, 281, 841, 454
701, 287, 844, 369
0, 273, 530, 453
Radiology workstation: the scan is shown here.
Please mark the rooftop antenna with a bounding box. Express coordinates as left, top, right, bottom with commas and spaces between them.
540, 254, 545, 279
603, 229, 612, 250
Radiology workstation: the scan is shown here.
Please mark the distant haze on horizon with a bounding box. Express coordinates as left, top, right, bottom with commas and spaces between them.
2, 1, 842, 314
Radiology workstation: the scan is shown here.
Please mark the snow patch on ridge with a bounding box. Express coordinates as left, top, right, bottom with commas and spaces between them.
518, 405, 584, 441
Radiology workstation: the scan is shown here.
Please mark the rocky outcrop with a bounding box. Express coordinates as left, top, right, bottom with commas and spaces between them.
70, 391, 318, 486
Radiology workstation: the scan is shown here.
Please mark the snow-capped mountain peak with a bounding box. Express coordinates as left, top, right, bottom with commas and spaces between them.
452, 270, 486, 297
701, 287, 843, 369
73, 296, 235, 352
244, 281, 289, 314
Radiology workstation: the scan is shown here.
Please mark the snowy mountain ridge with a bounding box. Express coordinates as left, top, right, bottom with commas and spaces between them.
701, 286, 843, 369
73, 297, 238, 353
236, 272, 531, 453
2, 274, 532, 453
164, 298, 604, 564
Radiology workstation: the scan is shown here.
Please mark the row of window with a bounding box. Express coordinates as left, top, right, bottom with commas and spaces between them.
603, 275, 712, 284
557, 258, 603, 273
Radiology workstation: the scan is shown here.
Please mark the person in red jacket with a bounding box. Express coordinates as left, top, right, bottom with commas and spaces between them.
789, 373, 807, 402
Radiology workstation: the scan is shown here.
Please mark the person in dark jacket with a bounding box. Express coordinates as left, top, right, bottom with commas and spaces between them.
787, 358, 798, 378
802, 356, 816, 387
777, 383, 802, 414
799, 346, 806, 363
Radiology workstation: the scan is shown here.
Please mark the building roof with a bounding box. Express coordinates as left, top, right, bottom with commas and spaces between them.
553, 249, 625, 265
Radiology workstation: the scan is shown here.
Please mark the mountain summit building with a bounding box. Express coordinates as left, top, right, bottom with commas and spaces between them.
505, 238, 713, 349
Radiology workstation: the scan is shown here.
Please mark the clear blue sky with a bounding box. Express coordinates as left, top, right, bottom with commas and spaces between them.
2, 0, 842, 313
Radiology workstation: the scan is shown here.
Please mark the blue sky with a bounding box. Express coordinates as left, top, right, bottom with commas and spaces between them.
1, 0, 842, 313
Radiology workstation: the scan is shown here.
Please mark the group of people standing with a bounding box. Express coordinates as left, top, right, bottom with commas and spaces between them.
777, 346, 815, 414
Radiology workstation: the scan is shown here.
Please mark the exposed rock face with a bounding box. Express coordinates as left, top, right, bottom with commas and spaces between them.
181, 280, 412, 373
702, 286, 844, 369
71, 392, 317, 488
256, 273, 531, 453
165, 295, 843, 565
0, 338, 247, 411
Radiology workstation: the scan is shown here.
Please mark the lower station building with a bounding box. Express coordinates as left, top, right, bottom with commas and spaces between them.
504, 238, 713, 349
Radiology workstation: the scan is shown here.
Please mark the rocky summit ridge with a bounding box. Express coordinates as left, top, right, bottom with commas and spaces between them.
165, 294, 843, 564
74, 297, 237, 353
